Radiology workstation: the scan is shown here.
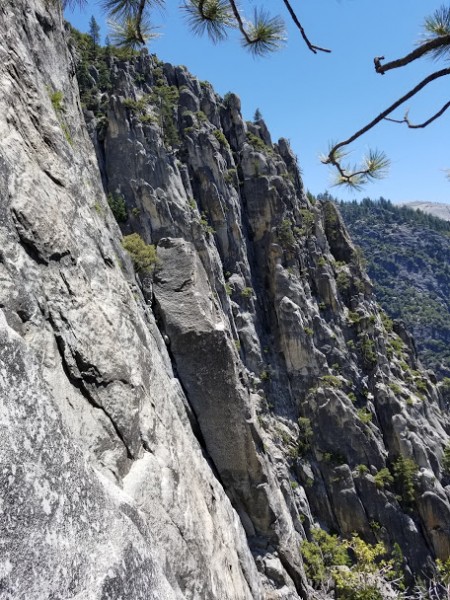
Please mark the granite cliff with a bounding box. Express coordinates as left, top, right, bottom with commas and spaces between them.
1, 2, 450, 598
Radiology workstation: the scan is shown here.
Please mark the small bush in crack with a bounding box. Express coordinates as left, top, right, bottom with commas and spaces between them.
50, 89, 64, 112
297, 417, 313, 455
241, 286, 253, 298
357, 407, 372, 424
278, 218, 296, 249
320, 375, 342, 389
373, 467, 394, 489
122, 233, 157, 274
392, 455, 418, 508
213, 129, 229, 148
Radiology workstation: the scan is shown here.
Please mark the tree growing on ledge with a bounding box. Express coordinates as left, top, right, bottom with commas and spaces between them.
63, 1, 450, 189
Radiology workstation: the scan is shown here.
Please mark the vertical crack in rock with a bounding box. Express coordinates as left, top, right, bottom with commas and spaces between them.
49, 314, 135, 461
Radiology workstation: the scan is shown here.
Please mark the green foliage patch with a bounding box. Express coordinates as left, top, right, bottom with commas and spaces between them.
320, 375, 342, 389
301, 529, 395, 599
392, 455, 418, 507
297, 417, 313, 455
107, 193, 128, 222
121, 233, 157, 273
212, 129, 229, 148
373, 467, 394, 489
246, 131, 273, 155
149, 85, 180, 147
50, 89, 64, 112
277, 218, 296, 248
357, 407, 372, 424
442, 442, 450, 474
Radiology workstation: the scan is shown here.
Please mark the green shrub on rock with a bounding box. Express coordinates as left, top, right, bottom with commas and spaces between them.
213, 129, 229, 148
301, 528, 396, 599
277, 218, 296, 249
301, 528, 349, 587
297, 417, 313, 455
121, 233, 157, 274
373, 467, 394, 489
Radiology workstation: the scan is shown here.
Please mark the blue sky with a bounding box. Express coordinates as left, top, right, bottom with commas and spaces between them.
66, 1, 450, 204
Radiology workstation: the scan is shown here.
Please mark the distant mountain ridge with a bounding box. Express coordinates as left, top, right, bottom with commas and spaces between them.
336, 196, 450, 378
400, 201, 450, 221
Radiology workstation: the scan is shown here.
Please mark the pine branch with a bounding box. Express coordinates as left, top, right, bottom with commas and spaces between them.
222, 2, 286, 56
183, 0, 233, 43
323, 147, 390, 190
62, 0, 87, 8
327, 68, 450, 157
323, 68, 450, 188
374, 34, 450, 74
227, 0, 252, 45
100, 0, 141, 19
384, 100, 450, 129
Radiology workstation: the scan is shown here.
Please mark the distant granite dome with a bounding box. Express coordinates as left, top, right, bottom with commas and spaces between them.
400, 201, 450, 221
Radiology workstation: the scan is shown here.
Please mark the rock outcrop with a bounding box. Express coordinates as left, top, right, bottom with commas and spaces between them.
1, 2, 450, 599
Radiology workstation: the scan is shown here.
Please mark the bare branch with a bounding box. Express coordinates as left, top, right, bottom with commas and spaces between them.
327, 68, 450, 158
227, 0, 252, 45
136, 0, 147, 44
323, 68, 450, 187
375, 33, 450, 74
280, 0, 331, 54
385, 100, 450, 129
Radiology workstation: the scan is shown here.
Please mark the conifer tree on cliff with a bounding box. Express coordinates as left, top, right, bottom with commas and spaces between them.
89, 15, 100, 54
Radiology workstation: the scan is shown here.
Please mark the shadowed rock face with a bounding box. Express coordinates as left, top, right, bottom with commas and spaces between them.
1, 2, 450, 599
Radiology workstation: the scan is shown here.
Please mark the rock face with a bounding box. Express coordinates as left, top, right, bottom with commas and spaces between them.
1, 2, 450, 599
0, 3, 263, 599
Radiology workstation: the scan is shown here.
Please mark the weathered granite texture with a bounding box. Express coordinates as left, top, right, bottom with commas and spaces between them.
0, 2, 267, 599
1, 2, 450, 599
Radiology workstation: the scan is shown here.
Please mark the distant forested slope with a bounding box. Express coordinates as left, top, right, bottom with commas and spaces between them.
332, 195, 450, 378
